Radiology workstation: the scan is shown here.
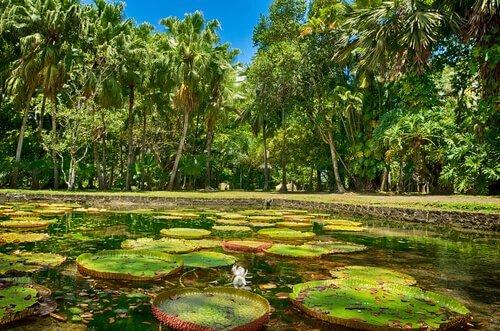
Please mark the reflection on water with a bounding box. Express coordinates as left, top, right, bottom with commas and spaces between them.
2, 209, 499, 330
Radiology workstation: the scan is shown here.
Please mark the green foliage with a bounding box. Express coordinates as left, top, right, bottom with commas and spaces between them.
178, 251, 236, 268
329, 266, 416, 285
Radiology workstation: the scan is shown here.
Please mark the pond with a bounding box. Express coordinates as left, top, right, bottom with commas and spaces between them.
0, 203, 498, 330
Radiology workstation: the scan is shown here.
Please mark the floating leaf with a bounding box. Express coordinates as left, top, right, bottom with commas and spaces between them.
179, 251, 236, 268
329, 266, 416, 285
323, 224, 364, 232
212, 225, 252, 232
0, 219, 56, 229
76, 250, 183, 280
0, 233, 50, 245
322, 219, 362, 227
306, 241, 367, 254
265, 244, 330, 258
249, 222, 276, 228
186, 239, 222, 249
222, 240, 273, 253
215, 219, 250, 226
275, 222, 312, 229
258, 228, 315, 240
290, 278, 470, 330
215, 212, 246, 219
121, 238, 197, 253
160, 228, 211, 239
0, 285, 39, 325
152, 287, 270, 330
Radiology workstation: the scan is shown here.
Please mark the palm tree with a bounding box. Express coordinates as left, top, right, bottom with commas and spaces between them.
161, 11, 220, 190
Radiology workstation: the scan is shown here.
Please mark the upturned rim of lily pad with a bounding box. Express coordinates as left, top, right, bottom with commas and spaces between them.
152, 287, 271, 331
222, 240, 273, 253
0, 284, 39, 325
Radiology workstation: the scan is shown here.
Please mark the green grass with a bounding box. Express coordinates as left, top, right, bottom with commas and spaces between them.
1, 189, 499, 214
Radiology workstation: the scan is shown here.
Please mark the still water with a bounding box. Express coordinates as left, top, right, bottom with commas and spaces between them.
2, 207, 499, 330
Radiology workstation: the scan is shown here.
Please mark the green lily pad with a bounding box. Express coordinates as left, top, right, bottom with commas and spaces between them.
0, 252, 66, 275
322, 219, 363, 227
212, 225, 252, 232
0, 285, 39, 325
306, 241, 367, 254
215, 219, 250, 226
160, 228, 211, 239
76, 250, 183, 280
248, 215, 282, 222
0, 233, 50, 245
186, 239, 222, 249
152, 287, 270, 330
157, 212, 200, 220
179, 251, 236, 268
323, 224, 364, 232
215, 212, 246, 219
275, 222, 312, 229
290, 278, 470, 330
121, 238, 197, 253
249, 222, 276, 228
329, 266, 416, 285
265, 244, 330, 258
0, 219, 56, 229
258, 228, 315, 240
222, 240, 273, 253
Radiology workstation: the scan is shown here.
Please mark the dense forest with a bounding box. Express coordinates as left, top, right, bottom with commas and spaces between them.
0, 0, 498, 194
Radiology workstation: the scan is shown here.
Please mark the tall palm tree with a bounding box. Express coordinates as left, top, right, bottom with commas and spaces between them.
161, 11, 220, 190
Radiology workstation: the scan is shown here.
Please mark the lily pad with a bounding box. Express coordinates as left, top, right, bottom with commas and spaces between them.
187, 239, 222, 249
160, 228, 211, 239
76, 250, 183, 280
323, 219, 363, 227
258, 228, 315, 240
215, 212, 246, 219
290, 278, 470, 330
306, 241, 367, 254
0, 285, 39, 325
212, 225, 252, 233
0, 233, 50, 245
121, 238, 197, 253
0, 219, 55, 229
248, 215, 282, 222
222, 240, 273, 253
323, 224, 364, 232
215, 219, 250, 226
265, 244, 330, 258
249, 222, 276, 228
179, 251, 236, 268
329, 266, 416, 285
0, 252, 66, 275
159, 212, 200, 219
275, 222, 312, 229
152, 287, 270, 330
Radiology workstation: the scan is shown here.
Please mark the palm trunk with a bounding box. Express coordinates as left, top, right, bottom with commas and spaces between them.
140, 108, 147, 190
51, 99, 59, 189
205, 119, 215, 190
380, 165, 388, 192
168, 110, 190, 190
263, 123, 269, 191
279, 109, 287, 193
327, 130, 346, 193
11, 96, 32, 188
125, 86, 135, 191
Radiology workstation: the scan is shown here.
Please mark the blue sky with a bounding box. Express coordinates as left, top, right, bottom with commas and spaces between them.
83, 0, 272, 63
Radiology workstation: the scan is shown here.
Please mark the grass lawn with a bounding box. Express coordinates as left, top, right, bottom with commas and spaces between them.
1, 189, 499, 214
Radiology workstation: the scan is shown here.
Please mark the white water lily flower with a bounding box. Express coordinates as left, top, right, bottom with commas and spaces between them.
232, 265, 251, 290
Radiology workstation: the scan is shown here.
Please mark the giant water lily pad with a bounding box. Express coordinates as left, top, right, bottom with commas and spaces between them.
76, 250, 183, 280
323, 219, 362, 227
265, 244, 330, 258
0, 252, 66, 275
222, 240, 273, 253
290, 278, 470, 330
121, 238, 197, 253
215, 212, 246, 219
248, 215, 282, 222
179, 251, 236, 268
0, 233, 50, 245
212, 225, 252, 233
152, 287, 270, 330
160, 228, 211, 239
329, 266, 416, 285
323, 224, 364, 232
249, 222, 276, 228
0, 219, 55, 229
215, 219, 250, 226
275, 222, 311, 229
258, 228, 315, 240
306, 241, 367, 254
187, 239, 222, 249
0, 285, 39, 325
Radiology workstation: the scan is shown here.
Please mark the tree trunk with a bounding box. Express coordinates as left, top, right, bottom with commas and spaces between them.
125, 86, 135, 191
279, 109, 287, 193
316, 169, 323, 192
51, 99, 59, 189
327, 130, 346, 193
205, 120, 215, 190
140, 108, 147, 190
168, 110, 190, 190
11, 98, 31, 188
263, 123, 269, 191
380, 165, 388, 192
